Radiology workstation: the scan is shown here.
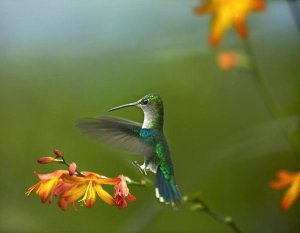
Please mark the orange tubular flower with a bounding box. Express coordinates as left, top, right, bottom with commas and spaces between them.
194, 0, 266, 47
58, 172, 120, 210
270, 170, 300, 210
114, 175, 136, 209
26, 170, 68, 203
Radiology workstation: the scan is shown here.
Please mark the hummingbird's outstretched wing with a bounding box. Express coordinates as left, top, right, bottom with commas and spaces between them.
76, 116, 153, 156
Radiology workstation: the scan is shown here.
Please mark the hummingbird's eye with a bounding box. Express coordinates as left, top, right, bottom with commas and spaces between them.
141, 99, 149, 105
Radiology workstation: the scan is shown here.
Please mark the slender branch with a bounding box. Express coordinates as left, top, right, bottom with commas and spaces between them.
125, 175, 242, 233
185, 194, 242, 233
125, 175, 241, 232
242, 39, 300, 165
125, 176, 153, 187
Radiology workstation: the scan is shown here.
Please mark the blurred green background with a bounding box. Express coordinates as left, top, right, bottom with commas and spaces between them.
0, 0, 299, 232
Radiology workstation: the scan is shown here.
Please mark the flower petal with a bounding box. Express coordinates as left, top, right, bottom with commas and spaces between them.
58, 197, 69, 211
54, 182, 74, 196
252, 0, 266, 11
281, 176, 300, 210
38, 178, 58, 203
94, 184, 115, 205
83, 182, 97, 208
193, 4, 213, 15
62, 184, 87, 203
194, 0, 266, 47
35, 170, 67, 180
270, 170, 295, 190
127, 193, 136, 202
96, 178, 121, 185
233, 18, 248, 39
115, 195, 127, 209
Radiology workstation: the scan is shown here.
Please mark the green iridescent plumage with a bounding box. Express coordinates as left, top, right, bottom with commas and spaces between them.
77, 93, 181, 205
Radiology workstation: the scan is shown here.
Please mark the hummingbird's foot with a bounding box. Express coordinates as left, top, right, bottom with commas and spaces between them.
131, 161, 147, 176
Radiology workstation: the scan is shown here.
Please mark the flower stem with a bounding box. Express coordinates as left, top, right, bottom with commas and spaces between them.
125, 176, 152, 187
186, 195, 242, 233
127, 176, 242, 233
242, 39, 300, 165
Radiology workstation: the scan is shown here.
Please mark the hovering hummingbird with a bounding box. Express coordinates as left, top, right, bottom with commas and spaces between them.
77, 93, 181, 205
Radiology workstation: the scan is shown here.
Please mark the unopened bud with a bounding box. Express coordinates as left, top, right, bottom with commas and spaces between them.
225, 217, 233, 223
53, 149, 62, 157
69, 162, 77, 176
37, 157, 57, 164
217, 51, 249, 71
218, 51, 237, 70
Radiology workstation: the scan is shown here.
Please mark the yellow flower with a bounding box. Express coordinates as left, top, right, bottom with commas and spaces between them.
58, 172, 120, 210
26, 170, 68, 203
270, 170, 300, 210
194, 0, 266, 47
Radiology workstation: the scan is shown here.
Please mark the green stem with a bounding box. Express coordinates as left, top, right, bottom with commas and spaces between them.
125, 176, 152, 187
242, 39, 300, 165
187, 195, 242, 233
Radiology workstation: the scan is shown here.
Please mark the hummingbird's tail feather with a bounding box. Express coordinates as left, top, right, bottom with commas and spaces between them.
155, 167, 181, 205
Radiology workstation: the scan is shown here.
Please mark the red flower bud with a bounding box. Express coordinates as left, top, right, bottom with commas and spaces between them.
69, 162, 77, 176
114, 175, 136, 209
37, 157, 57, 164
53, 149, 62, 157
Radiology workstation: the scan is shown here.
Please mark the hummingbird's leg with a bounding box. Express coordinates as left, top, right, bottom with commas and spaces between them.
131, 161, 147, 176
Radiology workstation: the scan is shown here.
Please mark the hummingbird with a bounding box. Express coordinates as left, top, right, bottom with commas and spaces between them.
77, 93, 181, 205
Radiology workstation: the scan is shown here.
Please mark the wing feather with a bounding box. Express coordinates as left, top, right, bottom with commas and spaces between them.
76, 116, 153, 156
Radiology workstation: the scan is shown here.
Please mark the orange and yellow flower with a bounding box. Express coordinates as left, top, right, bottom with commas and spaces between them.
58, 172, 120, 210
27, 151, 137, 210
270, 170, 300, 210
26, 170, 68, 203
194, 0, 266, 47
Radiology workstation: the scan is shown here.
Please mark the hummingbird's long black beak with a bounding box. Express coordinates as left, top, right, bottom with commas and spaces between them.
109, 101, 139, 112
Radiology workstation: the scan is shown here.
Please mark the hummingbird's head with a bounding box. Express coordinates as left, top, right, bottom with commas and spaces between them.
109, 93, 164, 128
137, 93, 163, 114
109, 93, 163, 113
